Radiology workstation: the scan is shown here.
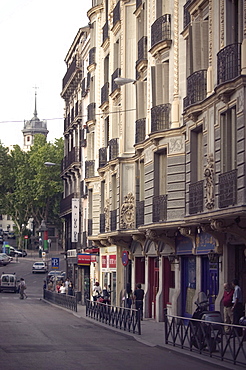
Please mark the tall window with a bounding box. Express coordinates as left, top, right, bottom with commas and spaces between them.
151, 61, 169, 106
104, 116, 109, 147
104, 54, 109, 83
111, 174, 117, 210
190, 126, 203, 183
221, 107, 236, 173
154, 149, 167, 196
225, 0, 243, 44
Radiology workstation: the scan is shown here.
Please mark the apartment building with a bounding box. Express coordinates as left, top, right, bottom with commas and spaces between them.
61, 0, 246, 320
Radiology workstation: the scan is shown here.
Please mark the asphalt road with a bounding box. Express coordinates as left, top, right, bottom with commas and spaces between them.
0, 256, 228, 370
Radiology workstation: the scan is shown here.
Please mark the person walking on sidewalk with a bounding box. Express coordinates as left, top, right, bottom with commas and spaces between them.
19, 278, 27, 299
231, 279, 243, 331
134, 283, 144, 320
223, 282, 234, 333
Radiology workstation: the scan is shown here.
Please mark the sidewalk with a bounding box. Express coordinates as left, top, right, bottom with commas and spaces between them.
74, 304, 240, 370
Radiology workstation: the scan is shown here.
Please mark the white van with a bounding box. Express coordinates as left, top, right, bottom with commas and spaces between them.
0, 273, 18, 293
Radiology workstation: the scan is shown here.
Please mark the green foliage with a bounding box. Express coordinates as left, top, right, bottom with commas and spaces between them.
0, 135, 64, 236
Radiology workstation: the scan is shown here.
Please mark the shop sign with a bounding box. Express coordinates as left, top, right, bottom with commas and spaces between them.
102, 255, 107, 268
72, 198, 80, 242
67, 249, 77, 258
196, 232, 216, 254
77, 253, 97, 265
109, 255, 116, 268
176, 234, 193, 255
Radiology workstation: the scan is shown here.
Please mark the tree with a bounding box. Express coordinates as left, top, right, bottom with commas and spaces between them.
0, 135, 64, 246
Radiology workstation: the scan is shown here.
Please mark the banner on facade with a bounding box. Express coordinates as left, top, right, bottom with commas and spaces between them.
101, 255, 117, 269
72, 198, 79, 243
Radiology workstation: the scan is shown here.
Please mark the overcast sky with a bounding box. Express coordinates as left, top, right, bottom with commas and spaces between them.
0, 0, 90, 148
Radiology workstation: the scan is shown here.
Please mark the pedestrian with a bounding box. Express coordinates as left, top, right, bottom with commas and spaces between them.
68, 282, 74, 296
92, 281, 102, 301
133, 283, 144, 320
126, 289, 133, 309
231, 279, 244, 332
223, 282, 234, 333
65, 278, 70, 294
19, 278, 27, 299
47, 280, 53, 291
56, 281, 61, 293
59, 283, 66, 294
43, 280, 47, 290
102, 284, 110, 304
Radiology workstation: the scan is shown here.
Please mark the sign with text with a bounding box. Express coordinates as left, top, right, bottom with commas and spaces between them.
72, 198, 80, 243
52, 257, 59, 269
77, 253, 97, 265
101, 255, 117, 269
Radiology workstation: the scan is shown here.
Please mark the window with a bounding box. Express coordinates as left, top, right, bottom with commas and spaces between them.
190, 125, 203, 183
154, 149, 167, 196
151, 61, 169, 107
221, 107, 236, 173
111, 174, 117, 210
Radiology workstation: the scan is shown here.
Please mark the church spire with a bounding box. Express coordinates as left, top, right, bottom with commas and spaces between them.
33, 86, 38, 117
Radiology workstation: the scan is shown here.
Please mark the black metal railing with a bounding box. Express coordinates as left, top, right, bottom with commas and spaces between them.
113, 1, 120, 27
87, 102, 96, 121
89, 47, 96, 66
111, 209, 117, 231
101, 82, 109, 105
99, 147, 108, 167
62, 57, 76, 90
151, 104, 171, 133
183, 0, 192, 29
102, 21, 109, 44
86, 300, 141, 335
164, 310, 246, 367
85, 160, 95, 178
151, 14, 171, 48
219, 169, 237, 208
189, 180, 204, 214
88, 219, 93, 236
153, 195, 167, 222
137, 36, 148, 64
136, 200, 144, 227
43, 290, 77, 312
111, 68, 121, 93
217, 43, 241, 85
135, 118, 146, 143
100, 213, 105, 233
184, 70, 207, 109
60, 193, 74, 214
62, 146, 81, 171
109, 138, 119, 160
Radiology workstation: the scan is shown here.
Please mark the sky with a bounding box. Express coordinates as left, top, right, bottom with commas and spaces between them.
0, 0, 90, 148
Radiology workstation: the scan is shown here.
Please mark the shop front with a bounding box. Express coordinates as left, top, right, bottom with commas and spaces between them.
77, 252, 98, 305
101, 252, 117, 306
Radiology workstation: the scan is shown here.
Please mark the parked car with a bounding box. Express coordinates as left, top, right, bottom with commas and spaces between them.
8, 232, 15, 239
0, 273, 18, 293
8, 246, 23, 257
32, 262, 48, 273
16, 249, 27, 257
0, 253, 12, 266
47, 270, 66, 282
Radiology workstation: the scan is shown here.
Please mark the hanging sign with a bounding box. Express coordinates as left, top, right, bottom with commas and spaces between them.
72, 198, 80, 242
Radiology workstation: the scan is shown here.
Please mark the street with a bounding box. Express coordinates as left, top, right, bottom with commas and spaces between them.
0, 256, 228, 370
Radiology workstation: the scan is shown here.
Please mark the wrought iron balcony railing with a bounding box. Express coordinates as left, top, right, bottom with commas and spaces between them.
100, 213, 105, 233
62, 147, 81, 171
87, 102, 96, 121
101, 82, 109, 105
153, 195, 167, 222
183, 0, 192, 29
102, 21, 109, 44
219, 169, 237, 208
136, 200, 144, 227
189, 180, 204, 214
217, 43, 241, 85
184, 69, 207, 109
137, 36, 148, 64
113, 1, 120, 27
151, 104, 171, 133
89, 47, 96, 66
60, 193, 74, 214
62, 57, 76, 90
85, 160, 95, 178
109, 138, 119, 160
99, 147, 108, 168
151, 14, 171, 49
111, 68, 121, 93
135, 118, 146, 144
110, 209, 117, 231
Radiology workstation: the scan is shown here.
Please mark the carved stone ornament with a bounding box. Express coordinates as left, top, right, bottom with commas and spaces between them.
120, 193, 135, 229
204, 153, 215, 209
104, 199, 110, 232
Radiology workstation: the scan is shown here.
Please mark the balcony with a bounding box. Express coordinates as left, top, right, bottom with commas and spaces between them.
101, 82, 109, 106
151, 104, 171, 133
99, 147, 107, 168
102, 21, 109, 45
136, 200, 144, 227
189, 180, 204, 214
87, 102, 96, 122
60, 193, 74, 214
89, 47, 96, 67
92, 0, 103, 7
153, 195, 167, 223
111, 209, 117, 231
113, 1, 120, 28
62, 57, 77, 90
219, 169, 237, 208
100, 213, 105, 233
85, 160, 95, 179
135, 118, 146, 144
184, 70, 207, 109
137, 36, 148, 64
217, 43, 241, 86
109, 138, 119, 160
111, 68, 121, 94
88, 219, 92, 236
151, 14, 171, 50
183, 0, 192, 29
62, 147, 81, 171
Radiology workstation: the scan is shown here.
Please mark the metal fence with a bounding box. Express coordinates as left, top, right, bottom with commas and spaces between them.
86, 300, 141, 335
43, 290, 77, 312
164, 309, 246, 367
